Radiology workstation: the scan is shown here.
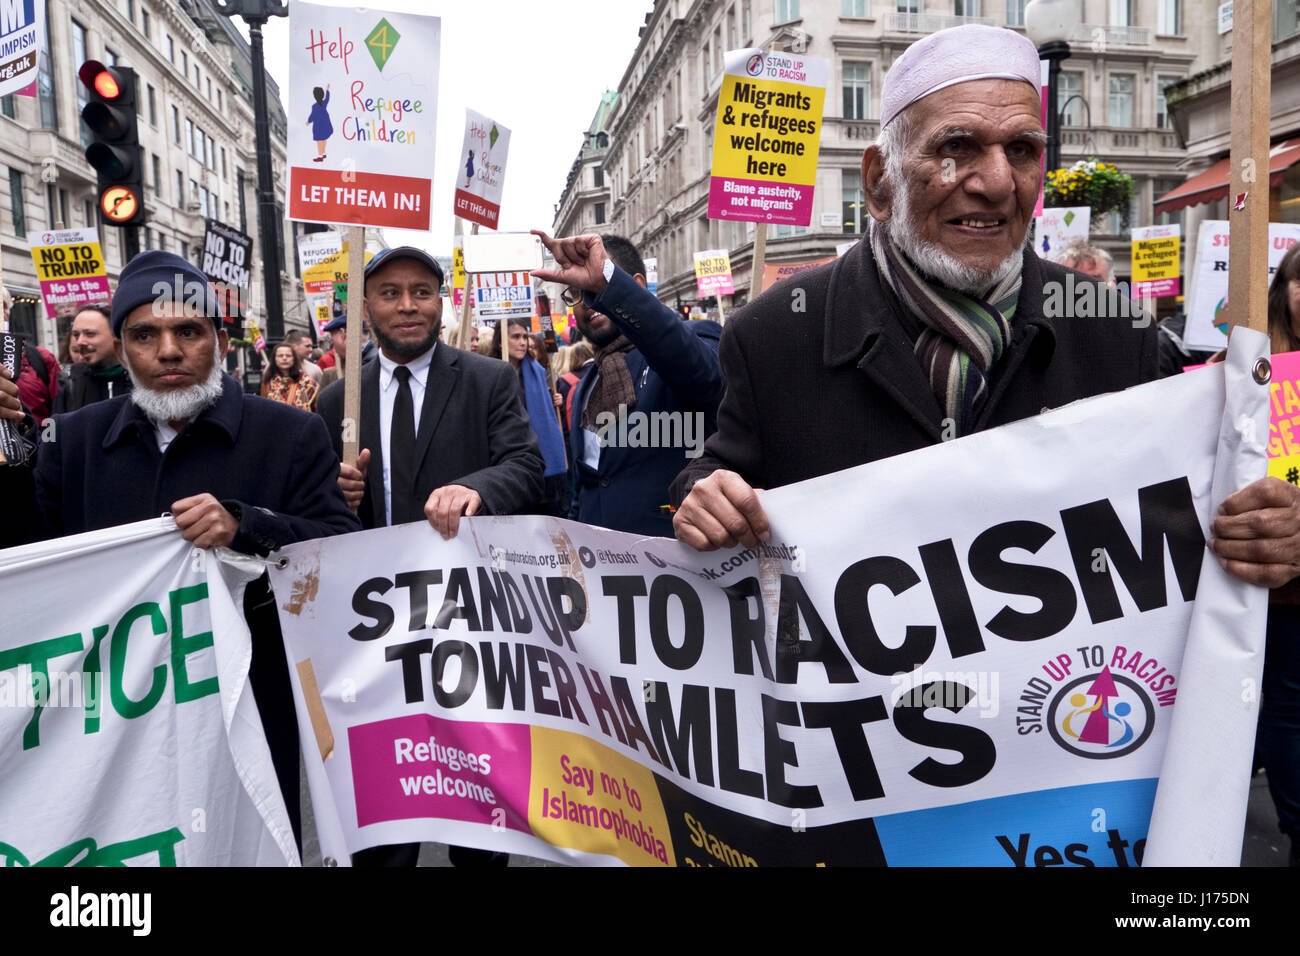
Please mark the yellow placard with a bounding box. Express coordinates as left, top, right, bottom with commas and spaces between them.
710, 75, 824, 184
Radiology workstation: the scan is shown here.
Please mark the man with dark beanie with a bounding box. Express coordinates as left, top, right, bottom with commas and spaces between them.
30, 250, 360, 851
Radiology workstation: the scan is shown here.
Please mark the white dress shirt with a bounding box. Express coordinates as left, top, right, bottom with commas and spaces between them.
378, 344, 435, 526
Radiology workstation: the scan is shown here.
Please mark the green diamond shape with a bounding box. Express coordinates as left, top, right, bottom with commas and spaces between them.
489, 124, 499, 150
1063, 210, 1075, 226
366, 18, 400, 71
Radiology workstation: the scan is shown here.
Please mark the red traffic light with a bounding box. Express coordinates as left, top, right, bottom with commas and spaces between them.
78, 61, 123, 100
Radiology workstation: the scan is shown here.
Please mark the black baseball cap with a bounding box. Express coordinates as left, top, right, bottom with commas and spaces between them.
363, 246, 445, 291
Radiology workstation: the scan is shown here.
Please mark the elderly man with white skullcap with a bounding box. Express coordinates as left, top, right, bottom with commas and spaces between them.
671, 25, 1300, 593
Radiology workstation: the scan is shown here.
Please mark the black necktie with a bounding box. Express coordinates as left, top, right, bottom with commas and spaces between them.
390, 365, 416, 525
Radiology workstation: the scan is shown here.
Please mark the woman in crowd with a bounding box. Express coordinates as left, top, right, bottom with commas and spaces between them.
491, 317, 567, 515
260, 340, 319, 412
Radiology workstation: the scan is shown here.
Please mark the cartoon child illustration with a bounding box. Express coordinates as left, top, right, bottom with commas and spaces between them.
307, 84, 332, 162
464, 150, 475, 189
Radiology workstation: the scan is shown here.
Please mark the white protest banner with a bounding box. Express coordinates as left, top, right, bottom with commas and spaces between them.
453, 110, 510, 230
0, 0, 44, 98
0, 520, 297, 866
262, 332, 1268, 866
202, 220, 253, 322
1186, 220, 1300, 351
286, 1, 439, 230
473, 271, 532, 326
297, 231, 344, 334
1034, 206, 1090, 260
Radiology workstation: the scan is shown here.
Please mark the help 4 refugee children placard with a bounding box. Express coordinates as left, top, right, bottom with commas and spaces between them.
454, 110, 510, 230
286, 1, 439, 230
708, 48, 828, 227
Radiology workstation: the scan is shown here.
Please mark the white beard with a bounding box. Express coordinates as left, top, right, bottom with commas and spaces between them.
885, 170, 1025, 297
123, 342, 226, 424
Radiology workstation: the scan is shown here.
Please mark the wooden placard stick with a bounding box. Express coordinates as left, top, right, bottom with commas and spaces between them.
457, 222, 480, 351
748, 40, 782, 302
1227, 0, 1271, 338
342, 224, 365, 464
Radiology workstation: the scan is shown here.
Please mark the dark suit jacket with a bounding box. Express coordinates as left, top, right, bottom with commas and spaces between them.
671, 241, 1158, 501
317, 344, 544, 529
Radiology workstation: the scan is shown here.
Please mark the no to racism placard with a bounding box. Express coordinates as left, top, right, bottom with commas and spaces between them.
27, 228, 109, 320
693, 249, 734, 297
1131, 224, 1180, 299
0, 520, 297, 866
0, 0, 44, 98
286, 1, 439, 230
202, 220, 253, 321
708, 48, 827, 226
453, 110, 510, 230
473, 271, 532, 326
262, 331, 1269, 866
1185, 220, 1300, 351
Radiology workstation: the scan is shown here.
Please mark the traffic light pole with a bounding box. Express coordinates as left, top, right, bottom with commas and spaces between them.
216, 0, 288, 344
124, 225, 140, 261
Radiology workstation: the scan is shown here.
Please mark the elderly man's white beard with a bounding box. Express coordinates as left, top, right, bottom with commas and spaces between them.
123, 341, 226, 424
884, 171, 1026, 297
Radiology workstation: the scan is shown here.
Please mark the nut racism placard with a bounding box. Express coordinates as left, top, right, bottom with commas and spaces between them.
708, 48, 827, 227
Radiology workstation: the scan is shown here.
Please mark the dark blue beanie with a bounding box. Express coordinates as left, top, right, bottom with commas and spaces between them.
111, 250, 223, 337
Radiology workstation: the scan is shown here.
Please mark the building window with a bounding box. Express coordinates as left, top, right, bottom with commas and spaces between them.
1109, 0, 1132, 26
8, 168, 26, 236
218, 88, 223, 111
773, 223, 808, 238
1058, 70, 1084, 126
897, 0, 920, 12
182, 51, 188, 76
186, 118, 195, 157
147, 84, 157, 125
167, 35, 174, 62
142, 8, 151, 38
175, 169, 184, 205
181, 240, 188, 261
843, 168, 865, 234
151, 154, 161, 197
842, 0, 866, 15
1109, 74, 1134, 128
1278, 0, 1300, 41
1154, 176, 1186, 230
194, 64, 200, 87
47, 184, 68, 230
172, 105, 180, 144
72, 20, 90, 146
842, 62, 870, 120
593, 166, 604, 187
1006, 0, 1026, 25
146, 227, 154, 250
105, 48, 118, 66
83, 199, 95, 230
743, 0, 751, 39
206, 77, 212, 100
221, 147, 227, 179
776, 0, 799, 24
1156, 75, 1179, 129
158, 233, 166, 252
595, 202, 606, 224
955, 0, 981, 14
1157, 0, 1180, 34
727, 4, 737, 48
126, 0, 135, 23
205, 133, 214, 170
1, 95, 13, 119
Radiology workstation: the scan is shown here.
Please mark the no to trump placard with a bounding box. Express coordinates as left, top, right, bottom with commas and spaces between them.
454, 110, 510, 230
27, 228, 109, 320
261, 332, 1269, 866
286, 1, 439, 230
693, 249, 735, 297
1131, 224, 1180, 299
708, 48, 827, 226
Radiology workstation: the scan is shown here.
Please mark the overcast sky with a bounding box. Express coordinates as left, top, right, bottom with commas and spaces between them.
249, 0, 653, 257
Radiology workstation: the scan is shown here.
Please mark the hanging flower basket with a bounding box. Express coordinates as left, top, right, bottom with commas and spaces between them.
1044, 158, 1135, 229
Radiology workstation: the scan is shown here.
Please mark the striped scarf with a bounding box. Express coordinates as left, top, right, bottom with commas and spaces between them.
869, 220, 1021, 436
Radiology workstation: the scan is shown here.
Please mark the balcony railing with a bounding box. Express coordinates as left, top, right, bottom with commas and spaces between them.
882, 12, 994, 33
1069, 23, 1152, 48
838, 119, 880, 141
1058, 126, 1181, 154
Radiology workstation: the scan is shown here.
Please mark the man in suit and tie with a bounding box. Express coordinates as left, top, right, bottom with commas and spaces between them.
317, 246, 544, 865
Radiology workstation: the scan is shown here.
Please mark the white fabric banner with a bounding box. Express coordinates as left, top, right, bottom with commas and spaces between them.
262, 332, 1270, 867
0, 521, 297, 866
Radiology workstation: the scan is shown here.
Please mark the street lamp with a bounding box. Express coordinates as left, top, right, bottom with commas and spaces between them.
214, 0, 288, 343
1025, 0, 1082, 175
